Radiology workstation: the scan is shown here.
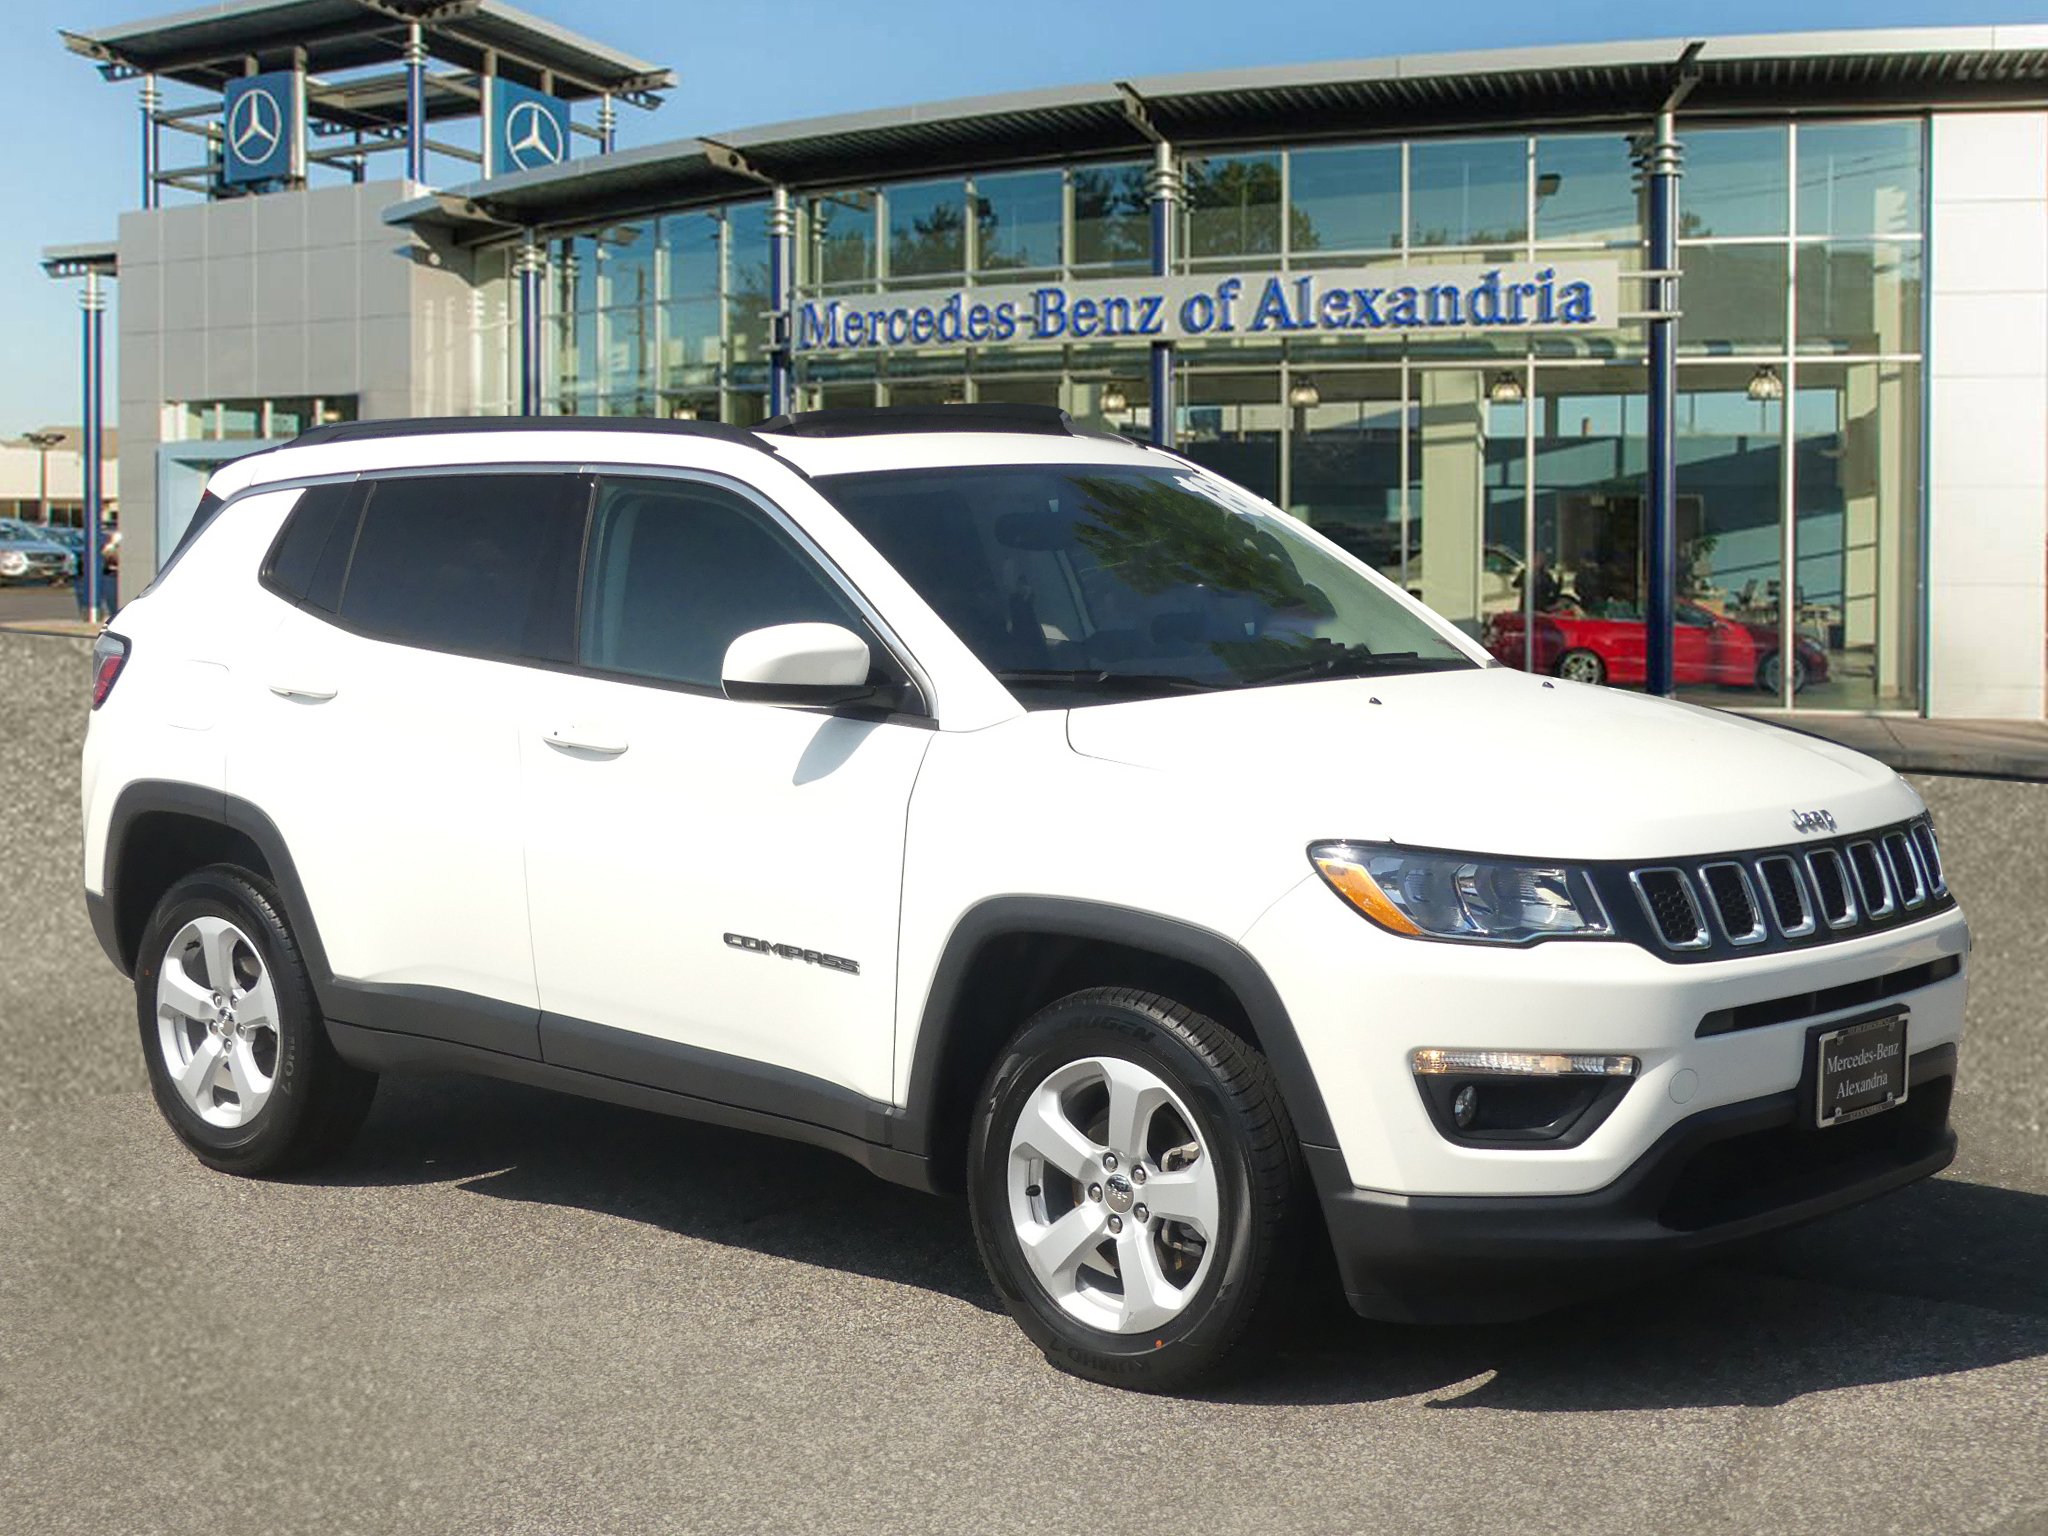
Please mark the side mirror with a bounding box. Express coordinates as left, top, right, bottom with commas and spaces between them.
722, 623, 876, 706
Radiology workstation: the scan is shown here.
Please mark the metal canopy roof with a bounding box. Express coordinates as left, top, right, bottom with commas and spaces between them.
63, 0, 674, 99
388, 24, 2048, 240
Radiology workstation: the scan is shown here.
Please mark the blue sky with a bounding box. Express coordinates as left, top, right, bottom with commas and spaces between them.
0, 0, 2019, 436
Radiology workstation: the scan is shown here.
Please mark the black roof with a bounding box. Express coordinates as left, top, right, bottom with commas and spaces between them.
285, 407, 1118, 453
287, 415, 769, 453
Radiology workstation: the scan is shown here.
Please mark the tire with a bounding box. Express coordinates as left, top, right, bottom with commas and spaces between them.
1556, 647, 1606, 686
967, 987, 1308, 1392
135, 863, 377, 1176
1757, 650, 1808, 695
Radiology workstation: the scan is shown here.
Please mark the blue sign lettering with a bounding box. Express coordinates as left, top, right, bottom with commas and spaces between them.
788, 261, 1618, 355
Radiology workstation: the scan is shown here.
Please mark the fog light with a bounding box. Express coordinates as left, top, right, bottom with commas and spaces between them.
1413, 1048, 1638, 1077
1411, 1048, 1641, 1147
1452, 1084, 1479, 1128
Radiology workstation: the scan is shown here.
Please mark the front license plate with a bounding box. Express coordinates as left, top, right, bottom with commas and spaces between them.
1815, 1012, 1909, 1128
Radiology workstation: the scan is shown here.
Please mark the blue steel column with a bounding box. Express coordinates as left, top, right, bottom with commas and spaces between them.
1147, 140, 1179, 446
767, 186, 793, 417
139, 75, 160, 209
1637, 110, 1682, 697
517, 233, 543, 415
404, 23, 427, 183
81, 270, 106, 620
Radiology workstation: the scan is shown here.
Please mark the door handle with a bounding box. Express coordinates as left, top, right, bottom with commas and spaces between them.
543, 727, 629, 756
268, 679, 337, 701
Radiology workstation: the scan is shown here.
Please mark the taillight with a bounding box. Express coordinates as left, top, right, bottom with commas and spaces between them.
90, 631, 128, 709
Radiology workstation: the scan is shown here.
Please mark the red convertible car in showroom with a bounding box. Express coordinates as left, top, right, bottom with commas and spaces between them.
1483, 601, 1831, 693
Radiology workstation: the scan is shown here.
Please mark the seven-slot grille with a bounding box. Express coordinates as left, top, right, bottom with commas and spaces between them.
1620, 816, 1949, 958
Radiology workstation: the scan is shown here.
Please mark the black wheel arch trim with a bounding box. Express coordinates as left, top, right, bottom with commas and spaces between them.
893, 895, 1340, 1161
97, 780, 342, 999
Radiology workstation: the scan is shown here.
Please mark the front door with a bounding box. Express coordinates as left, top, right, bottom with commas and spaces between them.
518, 473, 931, 1111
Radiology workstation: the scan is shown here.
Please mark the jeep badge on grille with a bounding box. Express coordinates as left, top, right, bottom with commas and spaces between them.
1791, 808, 1837, 834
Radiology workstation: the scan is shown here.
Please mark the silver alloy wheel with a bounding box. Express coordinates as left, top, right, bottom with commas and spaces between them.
1558, 649, 1604, 685
155, 916, 280, 1129
1007, 1055, 1220, 1335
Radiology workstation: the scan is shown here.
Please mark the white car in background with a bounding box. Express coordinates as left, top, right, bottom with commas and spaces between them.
81, 406, 1966, 1390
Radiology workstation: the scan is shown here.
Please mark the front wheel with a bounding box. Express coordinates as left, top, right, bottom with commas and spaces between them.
968, 987, 1307, 1392
136, 864, 378, 1176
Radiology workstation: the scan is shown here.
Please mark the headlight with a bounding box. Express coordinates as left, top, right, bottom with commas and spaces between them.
0, 551, 26, 575
1309, 841, 1612, 943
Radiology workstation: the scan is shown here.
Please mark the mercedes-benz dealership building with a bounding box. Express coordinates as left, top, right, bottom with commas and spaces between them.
61, 7, 2048, 721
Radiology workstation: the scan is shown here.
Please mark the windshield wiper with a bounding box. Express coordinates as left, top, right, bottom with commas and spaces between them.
994, 669, 1223, 694
1240, 649, 1471, 687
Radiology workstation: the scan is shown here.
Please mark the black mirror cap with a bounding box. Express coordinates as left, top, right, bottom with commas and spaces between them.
723, 677, 877, 707
721, 678, 928, 715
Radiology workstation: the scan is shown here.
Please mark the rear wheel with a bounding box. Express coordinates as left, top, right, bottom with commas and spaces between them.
967, 987, 1307, 1392
1556, 647, 1606, 686
136, 864, 377, 1176
1757, 650, 1808, 695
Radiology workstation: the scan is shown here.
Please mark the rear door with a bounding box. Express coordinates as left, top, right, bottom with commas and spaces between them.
516, 472, 932, 1110
230, 470, 588, 1056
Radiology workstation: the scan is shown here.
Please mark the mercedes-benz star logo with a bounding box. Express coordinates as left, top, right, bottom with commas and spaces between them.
504, 100, 565, 171
228, 87, 282, 164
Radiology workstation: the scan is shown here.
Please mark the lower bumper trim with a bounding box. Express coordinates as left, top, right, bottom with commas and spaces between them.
1314, 1043, 1957, 1323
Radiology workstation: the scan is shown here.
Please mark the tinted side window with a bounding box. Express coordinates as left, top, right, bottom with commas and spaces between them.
262, 483, 361, 612
339, 473, 588, 662
580, 477, 875, 689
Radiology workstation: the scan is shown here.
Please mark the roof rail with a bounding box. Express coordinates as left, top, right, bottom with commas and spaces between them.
286, 416, 773, 454
757, 404, 1079, 439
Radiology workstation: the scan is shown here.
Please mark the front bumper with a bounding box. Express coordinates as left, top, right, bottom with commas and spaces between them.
1239, 875, 1968, 1197
1318, 1042, 1956, 1322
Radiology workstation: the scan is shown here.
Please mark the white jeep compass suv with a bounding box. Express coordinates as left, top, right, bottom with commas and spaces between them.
83, 406, 1967, 1390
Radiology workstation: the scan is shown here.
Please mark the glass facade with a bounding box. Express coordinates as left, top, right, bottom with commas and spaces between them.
531, 117, 1929, 714
166, 396, 359, 440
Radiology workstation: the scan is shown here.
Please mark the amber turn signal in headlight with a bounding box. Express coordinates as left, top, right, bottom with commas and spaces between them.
1309, 842, 1612, 944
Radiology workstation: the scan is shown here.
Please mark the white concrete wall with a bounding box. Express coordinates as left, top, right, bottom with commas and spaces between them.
1927, 111, 2048, 720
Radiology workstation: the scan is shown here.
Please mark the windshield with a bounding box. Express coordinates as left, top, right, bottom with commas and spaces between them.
817, 462, 1476, 707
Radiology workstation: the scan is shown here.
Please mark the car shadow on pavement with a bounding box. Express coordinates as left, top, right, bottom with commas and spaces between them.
312, 1071, 2048, 1409
1210, 1172, 2048, 1410
310, 1070, 1007, 1315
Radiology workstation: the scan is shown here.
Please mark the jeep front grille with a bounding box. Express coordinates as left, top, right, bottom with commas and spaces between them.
1617, 816, 1950, 961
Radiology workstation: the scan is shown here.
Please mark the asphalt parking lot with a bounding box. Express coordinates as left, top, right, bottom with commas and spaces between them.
4, 629, 2045, 1536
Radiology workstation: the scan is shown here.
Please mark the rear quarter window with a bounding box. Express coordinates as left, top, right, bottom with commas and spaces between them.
260, 483, 363, 613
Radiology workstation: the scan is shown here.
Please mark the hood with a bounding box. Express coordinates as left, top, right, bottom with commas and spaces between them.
1063, 666, 1917, 860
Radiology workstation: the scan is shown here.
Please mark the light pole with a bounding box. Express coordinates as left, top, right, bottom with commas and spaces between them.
41, 244, 117, 622
23, 430, 63, 526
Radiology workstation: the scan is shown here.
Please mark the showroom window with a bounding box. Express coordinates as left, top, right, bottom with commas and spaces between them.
532, 114, 1928, 714
887, 179, 968, 282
